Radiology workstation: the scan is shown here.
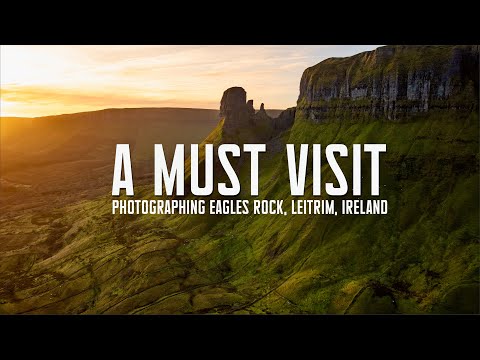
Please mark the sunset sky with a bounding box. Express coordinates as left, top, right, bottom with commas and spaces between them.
1, 45, 380, 117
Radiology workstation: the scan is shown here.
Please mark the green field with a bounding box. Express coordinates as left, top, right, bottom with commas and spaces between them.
0, 45, 478, 314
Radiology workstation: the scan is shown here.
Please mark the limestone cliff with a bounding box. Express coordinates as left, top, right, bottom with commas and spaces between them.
219, 87, 295, 140
220, 87, 249, 133
0, 45, 478, 315
297, 45, 479, 121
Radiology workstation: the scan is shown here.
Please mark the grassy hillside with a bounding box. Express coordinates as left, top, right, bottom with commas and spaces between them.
0, 107, 221, 210
1, 108, 477, 314
0, 47, 477, 314
164, 108, 479, 314
0, 108, 221, 257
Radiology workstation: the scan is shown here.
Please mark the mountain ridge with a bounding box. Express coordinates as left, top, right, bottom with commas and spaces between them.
0, 45, 478, 314
297, 45, 478, 122
1, 106, 285, 121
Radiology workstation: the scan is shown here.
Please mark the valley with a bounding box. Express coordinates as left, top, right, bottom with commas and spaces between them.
0, 45, 478, 314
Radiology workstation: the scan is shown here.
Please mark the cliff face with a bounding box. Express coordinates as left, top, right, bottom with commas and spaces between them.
219, 87, 295, 140
1, 45, 478, 315
298, 45, 479, 121
220, 87, 249, 132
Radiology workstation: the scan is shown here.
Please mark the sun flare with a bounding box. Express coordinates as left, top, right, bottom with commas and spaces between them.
0, 45, 380, 117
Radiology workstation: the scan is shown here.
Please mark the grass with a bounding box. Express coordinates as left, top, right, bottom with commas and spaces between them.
0, 46, 478, 314
0, 108, 477, 314
160, 109, 479, 313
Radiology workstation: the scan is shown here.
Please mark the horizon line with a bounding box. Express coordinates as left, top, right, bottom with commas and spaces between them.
0, 105, 288, 119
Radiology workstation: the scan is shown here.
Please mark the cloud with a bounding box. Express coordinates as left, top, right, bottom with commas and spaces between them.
1, 45, 381, 117
3, 85, 126, 105
1, 85, 215, 109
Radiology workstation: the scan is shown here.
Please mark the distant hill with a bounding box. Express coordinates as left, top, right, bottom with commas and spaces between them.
0, 108, 222, 215
0, 46, 477, 314
0, 105, 284, 228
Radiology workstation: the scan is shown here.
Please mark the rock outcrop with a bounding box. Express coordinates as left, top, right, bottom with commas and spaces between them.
297, 45, 479, 121
219, 87, 295, 139
220, 87, 249, 132
246, 100, 255, 115
274, 107, 296, 131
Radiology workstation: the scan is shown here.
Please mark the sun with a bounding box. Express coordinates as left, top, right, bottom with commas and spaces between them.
0, 98, 14, 117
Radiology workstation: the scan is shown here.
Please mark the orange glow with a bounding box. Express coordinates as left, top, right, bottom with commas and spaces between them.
0, 45, 380, 117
